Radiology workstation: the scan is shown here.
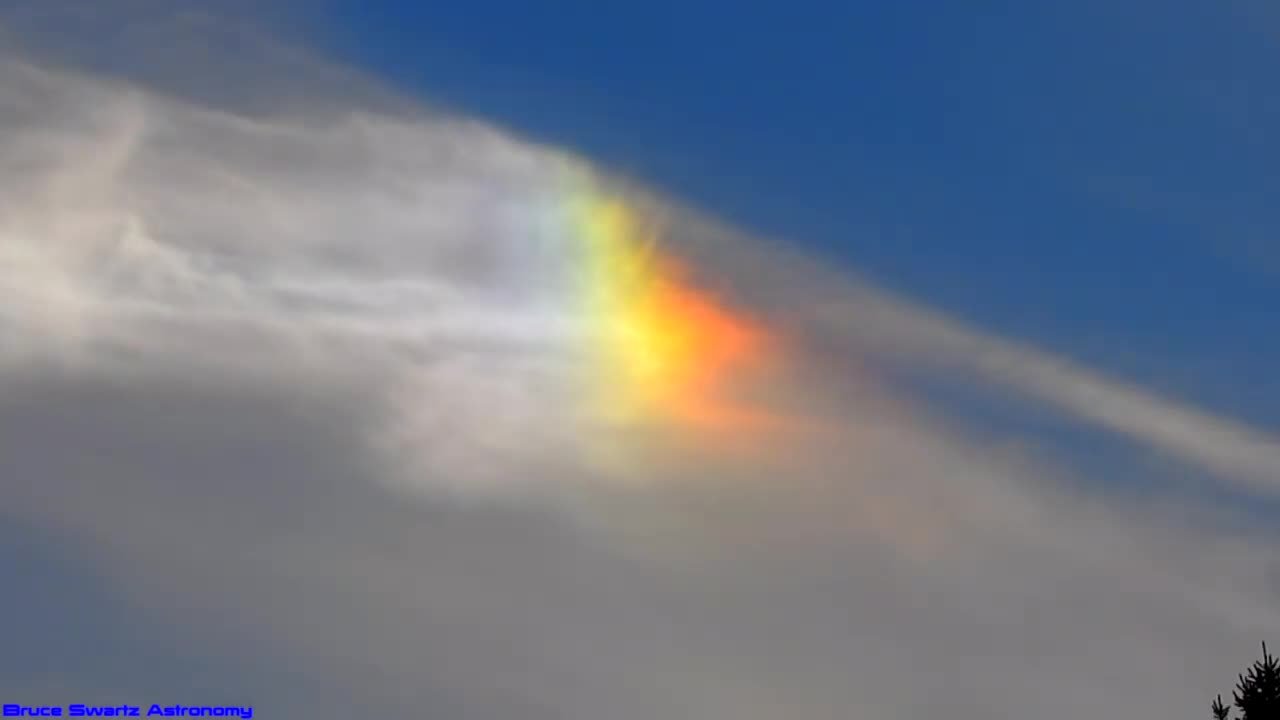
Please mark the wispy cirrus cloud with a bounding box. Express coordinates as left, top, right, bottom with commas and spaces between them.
0, 6, 1277, 719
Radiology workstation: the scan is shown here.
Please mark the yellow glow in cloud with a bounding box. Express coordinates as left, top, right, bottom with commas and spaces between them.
571, 192, 778, 435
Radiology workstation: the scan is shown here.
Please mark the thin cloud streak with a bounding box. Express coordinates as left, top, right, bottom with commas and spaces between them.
823, 283, 1280, 493
654, 210, 1280, 495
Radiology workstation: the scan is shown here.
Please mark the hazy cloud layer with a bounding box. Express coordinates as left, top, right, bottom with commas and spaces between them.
1, 8, 1278, 720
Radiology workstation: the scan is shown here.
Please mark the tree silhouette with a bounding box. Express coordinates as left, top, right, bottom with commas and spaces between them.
1212, 643, 1280, 720
1214, 694, 1233, 720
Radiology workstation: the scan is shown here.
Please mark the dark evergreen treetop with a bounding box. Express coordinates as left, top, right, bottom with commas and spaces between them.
1212, 643, 1280, 720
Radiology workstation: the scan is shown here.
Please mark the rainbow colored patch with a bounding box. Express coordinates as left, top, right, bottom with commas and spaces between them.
561, 176, 778, 435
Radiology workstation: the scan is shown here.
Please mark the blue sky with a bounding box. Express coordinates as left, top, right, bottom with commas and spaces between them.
303, 0, 1278, 428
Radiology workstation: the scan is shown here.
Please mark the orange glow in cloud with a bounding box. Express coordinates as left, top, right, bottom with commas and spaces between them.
572, 194, 780, 435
